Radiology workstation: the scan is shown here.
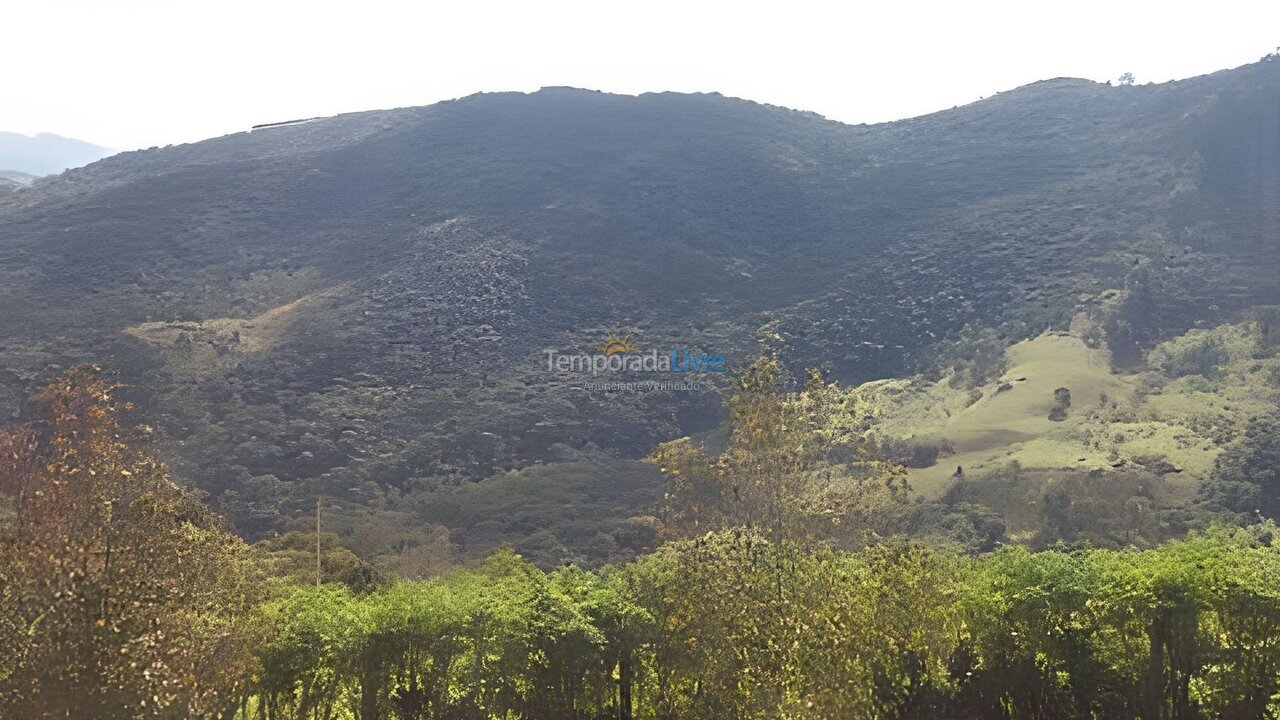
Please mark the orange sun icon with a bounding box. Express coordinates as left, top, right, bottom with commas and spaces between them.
593, 331, 637, 356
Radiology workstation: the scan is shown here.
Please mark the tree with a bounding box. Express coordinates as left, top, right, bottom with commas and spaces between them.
554, 566, 653, 720
647, 349, 908, 547
1119, 72, 1136, 86
957, 547, 1102, 718
1198, 525, 1280, 718
1209, 414, 1280, 518
0, 368, 263, 719
627, 530, 961, 720
1149, 331, 1232, 379
253, 584, 362, 718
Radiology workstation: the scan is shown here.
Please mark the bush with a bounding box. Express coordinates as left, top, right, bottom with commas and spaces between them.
873, 434, 945, 468
1151, 333, 1230, 378
1148, 323, 1259, 379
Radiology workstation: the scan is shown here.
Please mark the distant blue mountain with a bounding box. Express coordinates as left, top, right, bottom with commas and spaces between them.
0, 131, 114, 176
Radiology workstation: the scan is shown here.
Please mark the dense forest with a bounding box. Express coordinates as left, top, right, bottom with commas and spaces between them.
2, 59, 1278, 569
3, 360, 1280, 719
2, 57, 1280, 720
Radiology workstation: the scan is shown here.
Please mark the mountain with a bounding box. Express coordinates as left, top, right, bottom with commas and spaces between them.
0, 131, 115, 177
0, 169, 38, 186
0, 60, 1277, 566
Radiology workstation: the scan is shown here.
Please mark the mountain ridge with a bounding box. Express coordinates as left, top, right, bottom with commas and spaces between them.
0, 130, 114, 177
0, 58, 1276, 564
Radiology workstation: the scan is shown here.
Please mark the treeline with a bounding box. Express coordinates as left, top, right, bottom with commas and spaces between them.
4, 367, 1280, 719
237, 527, 1280, 720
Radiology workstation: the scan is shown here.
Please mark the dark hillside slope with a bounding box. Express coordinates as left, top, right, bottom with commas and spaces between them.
0, 60, 1277, 559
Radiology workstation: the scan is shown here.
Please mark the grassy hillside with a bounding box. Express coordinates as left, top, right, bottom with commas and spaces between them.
867, 334, 1139, 493
856, 318, 1280, 541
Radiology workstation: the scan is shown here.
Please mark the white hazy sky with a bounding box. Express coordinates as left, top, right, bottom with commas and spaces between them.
5, 0, 1279, 151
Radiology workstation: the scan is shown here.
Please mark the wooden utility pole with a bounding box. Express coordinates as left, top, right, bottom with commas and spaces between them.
315, 496, 322, 586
